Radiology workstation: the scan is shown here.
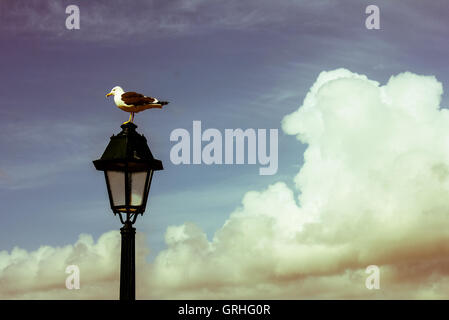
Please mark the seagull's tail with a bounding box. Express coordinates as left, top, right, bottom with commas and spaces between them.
159, 101, 169, 106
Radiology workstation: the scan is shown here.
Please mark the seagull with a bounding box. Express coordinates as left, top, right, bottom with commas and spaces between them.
106, 86, 169, 124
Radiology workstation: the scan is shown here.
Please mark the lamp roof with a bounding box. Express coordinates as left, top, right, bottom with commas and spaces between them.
93, 123, 163, 172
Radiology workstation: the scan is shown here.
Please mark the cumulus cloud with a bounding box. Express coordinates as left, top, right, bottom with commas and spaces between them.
2, 69, 449, 299
0, 232, 118, 299
147, 69, 449, 299
0, 231, 151, 299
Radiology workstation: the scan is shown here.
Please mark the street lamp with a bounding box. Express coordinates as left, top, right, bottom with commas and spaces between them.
93, 122, 163, 300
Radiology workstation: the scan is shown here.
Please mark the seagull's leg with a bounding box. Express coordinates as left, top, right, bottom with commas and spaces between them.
123, 113, 132, 124
131, 112, 135, 123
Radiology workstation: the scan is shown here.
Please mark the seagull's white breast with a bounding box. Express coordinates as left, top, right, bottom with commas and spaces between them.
114, 94, 127, 107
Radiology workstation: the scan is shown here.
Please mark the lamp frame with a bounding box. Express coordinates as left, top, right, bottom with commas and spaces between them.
93, 122, 163, 224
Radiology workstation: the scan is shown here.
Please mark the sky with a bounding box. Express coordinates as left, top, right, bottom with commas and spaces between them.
0, 0, 449, 299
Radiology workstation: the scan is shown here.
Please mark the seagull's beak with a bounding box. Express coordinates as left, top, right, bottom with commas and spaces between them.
106, 92, 113, 97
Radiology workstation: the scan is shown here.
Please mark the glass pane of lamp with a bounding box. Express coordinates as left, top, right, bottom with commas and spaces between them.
106, 171, 125, 206
130, 171, 148, 206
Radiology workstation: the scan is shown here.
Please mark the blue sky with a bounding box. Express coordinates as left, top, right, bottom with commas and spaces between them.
0, 0, 448, 261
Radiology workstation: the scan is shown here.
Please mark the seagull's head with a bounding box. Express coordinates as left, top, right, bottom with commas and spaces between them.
106, 86, 123, 98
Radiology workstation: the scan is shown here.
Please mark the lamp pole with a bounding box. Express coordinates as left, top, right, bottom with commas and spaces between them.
120, 221, 136, 300
93, 123, 163, 300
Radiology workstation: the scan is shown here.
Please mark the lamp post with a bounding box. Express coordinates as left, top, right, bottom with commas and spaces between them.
93, 122, 163, 300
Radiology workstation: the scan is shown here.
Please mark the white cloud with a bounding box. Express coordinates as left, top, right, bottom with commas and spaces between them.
0, 232, 119, 299
2, 69, 449, 299
144, 68, 449, 298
